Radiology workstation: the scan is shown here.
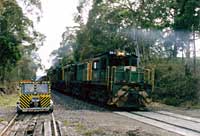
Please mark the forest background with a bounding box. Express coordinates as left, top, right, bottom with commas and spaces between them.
1, 0, 200, 107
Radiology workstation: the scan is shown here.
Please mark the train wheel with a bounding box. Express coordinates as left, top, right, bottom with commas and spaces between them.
16, 106, 22, 114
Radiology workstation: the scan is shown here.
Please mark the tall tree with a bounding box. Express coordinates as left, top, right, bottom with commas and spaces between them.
74, 0, 199, 64
0, 0, 43, 82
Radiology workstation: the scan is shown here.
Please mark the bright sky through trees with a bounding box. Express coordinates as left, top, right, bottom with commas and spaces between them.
36, 0, 79, 76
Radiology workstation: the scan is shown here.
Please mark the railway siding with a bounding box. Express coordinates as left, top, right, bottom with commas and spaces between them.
0, 90, 199, 136
155, 111, 200, 123
0, 113, 61, 136
52, 90, 182, 136
114, 111, 200, 136
134, 111, 200, 132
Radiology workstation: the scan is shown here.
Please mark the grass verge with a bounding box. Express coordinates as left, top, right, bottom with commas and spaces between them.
0, 94, 18, 108
83, 128, 105, 136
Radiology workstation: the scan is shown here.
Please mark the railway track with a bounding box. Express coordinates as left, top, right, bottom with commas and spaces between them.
114, 111, 200, 136
0, 112, 61, 136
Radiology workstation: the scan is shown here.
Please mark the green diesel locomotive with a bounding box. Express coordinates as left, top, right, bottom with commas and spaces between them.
49, 50, 154, 108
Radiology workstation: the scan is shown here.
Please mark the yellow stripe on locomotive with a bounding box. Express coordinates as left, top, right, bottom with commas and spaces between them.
17, 81, 53, 113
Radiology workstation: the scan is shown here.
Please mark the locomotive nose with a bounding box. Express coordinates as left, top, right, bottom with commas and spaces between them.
31, 97, 40, 107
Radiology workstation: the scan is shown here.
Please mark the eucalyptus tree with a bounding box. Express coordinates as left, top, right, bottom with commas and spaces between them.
52, 0, 200, 104
74, 0, 164, 63
50, 26, 78, 67
75, 0, 199, 65
0, 0, 43, 82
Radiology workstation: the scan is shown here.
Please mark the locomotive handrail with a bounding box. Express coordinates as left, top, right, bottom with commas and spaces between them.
106, 66, 110, 90
111, 66, 117, 83
144, 68, 155, 92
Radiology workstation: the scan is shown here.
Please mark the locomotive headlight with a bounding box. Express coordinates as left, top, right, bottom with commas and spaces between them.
117, 51, 125, 56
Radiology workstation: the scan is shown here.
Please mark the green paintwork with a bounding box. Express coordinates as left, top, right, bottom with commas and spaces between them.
113, 67, 144, 83
57, 50, 154, 108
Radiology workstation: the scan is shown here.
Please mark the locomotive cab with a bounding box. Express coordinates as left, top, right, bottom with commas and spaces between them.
106, 50, 154, 107
89, 50, 154, 107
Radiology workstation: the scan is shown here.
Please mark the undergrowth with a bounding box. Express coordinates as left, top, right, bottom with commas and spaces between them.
152, 62, 200, 107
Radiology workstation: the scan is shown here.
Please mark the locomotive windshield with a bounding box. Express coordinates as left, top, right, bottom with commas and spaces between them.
21, 84, 34, 94
35, 84, 49, 93
109, 56, 137, 66
21, 83, 49, 94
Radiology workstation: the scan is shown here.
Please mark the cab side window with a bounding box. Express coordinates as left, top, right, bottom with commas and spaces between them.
93, 61, 99, 70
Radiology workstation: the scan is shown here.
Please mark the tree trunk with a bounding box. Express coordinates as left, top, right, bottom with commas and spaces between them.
185, 43, 191, 76
193, 28, 196, 75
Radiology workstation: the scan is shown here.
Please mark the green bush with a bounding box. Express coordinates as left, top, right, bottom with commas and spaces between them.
152, 62, 200, 106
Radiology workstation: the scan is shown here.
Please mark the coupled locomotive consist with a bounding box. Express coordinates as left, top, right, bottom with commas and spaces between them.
49, 50, 154, 108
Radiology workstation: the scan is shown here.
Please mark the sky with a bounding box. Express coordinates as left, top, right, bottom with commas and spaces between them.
35, 0, 79, 76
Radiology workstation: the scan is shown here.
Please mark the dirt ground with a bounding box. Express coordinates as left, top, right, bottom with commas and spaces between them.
147, 102, 200, 118
0, 94, 18, 132
52, 91, 182, 136
0, 91, 200, 136
0, 107, 16, 132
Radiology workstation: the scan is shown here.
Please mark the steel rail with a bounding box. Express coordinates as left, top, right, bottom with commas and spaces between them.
132, 111, 200, 133
0, 114, 18, 136
114, 111, 200, 136
154, 110, 200, 123
52, 112, 58, 136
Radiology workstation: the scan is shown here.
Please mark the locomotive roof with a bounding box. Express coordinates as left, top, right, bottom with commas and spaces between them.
63, 50, 138, 68
94, 50, 138, 58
